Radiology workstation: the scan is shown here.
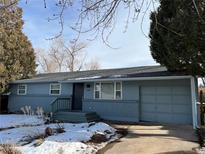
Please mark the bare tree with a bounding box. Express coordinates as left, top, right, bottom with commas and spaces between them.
1, 0, 155, 42
35, 38, 100, 73
84, 58, 101, 70
2, 0, 204, 44
35, 48, 58, 73
48, 0, 154, 43
64, 39, 87, 72
49, 37, 65, 72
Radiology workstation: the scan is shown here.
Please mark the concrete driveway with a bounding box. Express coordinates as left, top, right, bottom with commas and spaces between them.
99, 123, 199, 154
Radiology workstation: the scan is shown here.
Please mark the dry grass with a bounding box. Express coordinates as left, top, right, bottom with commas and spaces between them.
20, 132, 45, 146
90, 133, 108, 143
0, 144, 21, 154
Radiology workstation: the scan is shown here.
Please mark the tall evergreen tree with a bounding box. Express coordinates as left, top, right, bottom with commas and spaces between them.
149, 0, 205, 76
0, 1, 36, 93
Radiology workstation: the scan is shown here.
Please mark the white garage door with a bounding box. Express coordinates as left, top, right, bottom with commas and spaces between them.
140, 86, 192, 124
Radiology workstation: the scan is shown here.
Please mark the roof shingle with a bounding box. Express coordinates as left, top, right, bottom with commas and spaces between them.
11, 65, 187, 83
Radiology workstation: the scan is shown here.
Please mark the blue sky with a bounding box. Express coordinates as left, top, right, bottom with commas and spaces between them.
19, 0, 158, 69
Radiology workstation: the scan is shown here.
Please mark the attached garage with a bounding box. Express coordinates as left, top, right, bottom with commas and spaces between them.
140, 85, 192, 124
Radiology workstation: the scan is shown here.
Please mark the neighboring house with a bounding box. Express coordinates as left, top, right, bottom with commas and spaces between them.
199, 87, 205, 100
8, 65, 198, 127
199, 87, 205, 93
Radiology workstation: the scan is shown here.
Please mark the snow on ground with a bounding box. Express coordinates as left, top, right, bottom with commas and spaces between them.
0, 114, 119, 154
20, 141, 96, 154
196, 147, 205, 154
0, 114, 44, 129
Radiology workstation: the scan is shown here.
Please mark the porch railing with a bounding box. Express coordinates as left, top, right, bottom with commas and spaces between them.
51, 97, 72, 113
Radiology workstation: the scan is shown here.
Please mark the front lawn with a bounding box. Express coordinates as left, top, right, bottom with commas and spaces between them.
0, 114, 119, 154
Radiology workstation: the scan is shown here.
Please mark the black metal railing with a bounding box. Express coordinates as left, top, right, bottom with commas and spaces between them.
51, 97, 72, 113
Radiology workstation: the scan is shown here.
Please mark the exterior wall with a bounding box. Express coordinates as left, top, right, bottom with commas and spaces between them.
83, 81, 140, 122
8, 78, 193, 124
82, 79, 192, 123
83, 99, 139, 122
8, 83, 73, 112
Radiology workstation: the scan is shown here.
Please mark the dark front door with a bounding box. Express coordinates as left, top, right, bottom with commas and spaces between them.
72, 83, 84, 110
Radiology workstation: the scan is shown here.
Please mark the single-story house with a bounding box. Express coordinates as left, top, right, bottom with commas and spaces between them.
8, 65, 198, 127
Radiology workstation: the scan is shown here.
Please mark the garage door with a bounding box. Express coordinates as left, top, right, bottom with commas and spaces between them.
140, 86, 192, 124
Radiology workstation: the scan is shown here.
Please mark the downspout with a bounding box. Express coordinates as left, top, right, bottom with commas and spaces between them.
191, 76, 198, 128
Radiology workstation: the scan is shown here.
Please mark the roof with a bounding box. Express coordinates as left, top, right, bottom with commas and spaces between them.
11, 65, 189, 84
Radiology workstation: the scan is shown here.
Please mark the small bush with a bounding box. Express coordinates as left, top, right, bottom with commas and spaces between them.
0, 144, 21, 154
90, 133, 108, 143
33, 138, 45, 147
45, 127, 53, 136
21, 133, 45, 146
54, 123, 65, 134
116, 128, 128, 137
56, 127, 65, 134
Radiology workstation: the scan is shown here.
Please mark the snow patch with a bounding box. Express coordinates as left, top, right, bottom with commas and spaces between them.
74, 76, 102, 80
0, 114, 44, 129
0, 115, 119, 154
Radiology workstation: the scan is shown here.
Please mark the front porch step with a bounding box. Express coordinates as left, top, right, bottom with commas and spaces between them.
53, 111, 101, 123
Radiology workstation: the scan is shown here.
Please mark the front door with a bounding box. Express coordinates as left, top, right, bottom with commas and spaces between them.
72, 83, 84, 111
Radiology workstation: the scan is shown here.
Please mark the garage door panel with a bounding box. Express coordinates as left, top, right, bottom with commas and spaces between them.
156, 104, 172, 113
141, 95, 155, 104
141, 104, 155, 112
141, 87, 156, 94
141, 112, 156, 121
173, 95, 191, 104
172, 105, 192, 114
156, 95, 172, 104
157, 114, 173, 123
173, 86, 190, 95
172, 114, 192, 124
156, 87, 172, 94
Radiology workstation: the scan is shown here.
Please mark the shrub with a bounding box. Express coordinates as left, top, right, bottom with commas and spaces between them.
20, 132, 45, 146
54, 123, 65, 134
90, 133, 108, 143
45, 127, 53, 136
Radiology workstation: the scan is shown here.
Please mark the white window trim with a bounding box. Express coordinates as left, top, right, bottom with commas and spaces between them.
49, 83, 61, 95
115, 81, 123, 100
94, 82, 101, 99
94, 82, 122, 100
17, 84, 27, 95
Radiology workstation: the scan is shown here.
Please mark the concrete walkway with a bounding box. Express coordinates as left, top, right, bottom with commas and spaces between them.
100, 123, 199, 154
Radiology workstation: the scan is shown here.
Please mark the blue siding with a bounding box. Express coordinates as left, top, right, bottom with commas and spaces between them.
8, 78, 193, 124
83, 81, 140, 122
83, 99, 139, 122
8, 83, 73, 112
82, 79, 193, 124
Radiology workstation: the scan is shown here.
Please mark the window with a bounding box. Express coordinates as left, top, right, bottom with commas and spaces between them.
94, 82, 122, 100
101, 83, 114, 99
94, 83, 100, 99
17, 84, 27, 95
50, 84, 61, 95
115, 82, 122, 99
